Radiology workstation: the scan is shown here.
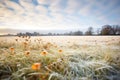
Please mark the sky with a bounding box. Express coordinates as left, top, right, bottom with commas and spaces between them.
0, 0, 120, 34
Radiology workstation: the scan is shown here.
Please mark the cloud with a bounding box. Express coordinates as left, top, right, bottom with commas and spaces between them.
3, 0, 24, 15
0, 0, 120, 33
35, 5, 48, 14
48, 0, 66, 13
37, 0, 49, 5
19, 0, 35, 11
65, 0, 83, 14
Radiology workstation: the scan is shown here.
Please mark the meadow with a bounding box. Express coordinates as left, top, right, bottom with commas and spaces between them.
0, 36, 120, 80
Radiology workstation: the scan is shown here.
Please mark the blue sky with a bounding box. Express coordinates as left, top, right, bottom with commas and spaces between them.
0, 0, 120, 34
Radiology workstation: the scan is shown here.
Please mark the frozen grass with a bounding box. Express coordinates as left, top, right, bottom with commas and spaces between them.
0, 36, 120, 80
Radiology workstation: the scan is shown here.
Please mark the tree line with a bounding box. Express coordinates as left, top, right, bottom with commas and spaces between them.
1, 24, 120, 36
84, 25, 120, 35
17, 25, 120, 36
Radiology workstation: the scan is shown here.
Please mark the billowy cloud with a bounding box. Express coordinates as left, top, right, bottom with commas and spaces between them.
0, 0, 120, 34
37, 0, 49, 5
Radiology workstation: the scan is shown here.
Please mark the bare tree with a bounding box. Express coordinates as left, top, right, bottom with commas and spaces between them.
85, 27, 93, 35
100, 25, 120, 35
112, 25, 120, 35
96, 28, 100, 35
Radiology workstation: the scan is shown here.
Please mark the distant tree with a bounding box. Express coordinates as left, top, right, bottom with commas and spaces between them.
48, 32, 52, 35
17, 32, 23, 36
69, 31, 73, 35
96, 28, 100, 35
53, 33, 56, 36
63, 31, 83, 35
100, 25, 112, 35
73, 31, 83, 35
85, 27, 93, 35
33, 32, 39, 36
26, 32, 32, 36
112, 25, 120, 35
56, 33, 60, 35
100, 25, 120, 35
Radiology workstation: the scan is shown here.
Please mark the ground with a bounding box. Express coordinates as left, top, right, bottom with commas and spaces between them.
0, 36, 120, 80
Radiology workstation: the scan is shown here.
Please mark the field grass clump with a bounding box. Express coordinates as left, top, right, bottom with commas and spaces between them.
0, 36, 120, 80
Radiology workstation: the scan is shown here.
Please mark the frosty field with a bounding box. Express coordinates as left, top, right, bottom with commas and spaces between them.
0, 36, 120, 80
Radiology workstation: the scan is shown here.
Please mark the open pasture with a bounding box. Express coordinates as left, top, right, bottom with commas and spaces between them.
0, 36, 120, 80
